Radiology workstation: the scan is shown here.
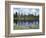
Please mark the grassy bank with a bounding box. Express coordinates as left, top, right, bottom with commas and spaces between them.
14, 16, 39, 21
14, 24, 39, 30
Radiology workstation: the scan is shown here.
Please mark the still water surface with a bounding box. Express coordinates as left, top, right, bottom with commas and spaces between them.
14, 20, 39, 26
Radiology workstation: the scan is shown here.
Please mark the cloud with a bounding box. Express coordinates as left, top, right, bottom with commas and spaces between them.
13, 8, 39, 16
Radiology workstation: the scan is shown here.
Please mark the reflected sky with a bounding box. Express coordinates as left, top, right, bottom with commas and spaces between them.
13, 8, 39, 16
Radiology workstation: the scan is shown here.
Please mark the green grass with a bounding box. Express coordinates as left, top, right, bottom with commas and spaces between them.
14, 16, 39, 21
13, 24, 39, 30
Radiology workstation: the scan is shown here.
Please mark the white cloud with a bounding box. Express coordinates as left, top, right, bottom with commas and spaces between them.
13, 8, 39, 16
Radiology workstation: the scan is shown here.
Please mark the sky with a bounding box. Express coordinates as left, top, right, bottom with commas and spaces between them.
13, 8, 39, 16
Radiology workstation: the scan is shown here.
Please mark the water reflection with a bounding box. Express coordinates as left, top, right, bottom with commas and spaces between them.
14, 20, 39, 26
